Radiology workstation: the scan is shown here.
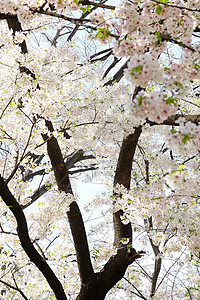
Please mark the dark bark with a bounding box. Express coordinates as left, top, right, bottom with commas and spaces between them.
67, 202, 94, 284
42, 129, 94, 286
42, 125, 145, 300
79, 0, 115, 9
22, 168, 46, 182
67, 2, 109, 42
3, 14, 28, 54
76, 246, 145, 300
0, 176, 67, 300
114, 129, 142, 188
149, 239, 162, 297
103, 56, 121, 78
1, 12, 145, 298
19, 66, 37, 80
1, 7, 198, 300
42, 133, 72, 193
146, 214, 162, 297
0, 277, 29, 300
76, 126, 145, 299
77, 248, 128, 300
22, 169, 95, 209
113, 127, 142, 248
104, 59, 130, 86
21, 183, 53, 209
146, 114, 200, 126
88, 127, 144, 300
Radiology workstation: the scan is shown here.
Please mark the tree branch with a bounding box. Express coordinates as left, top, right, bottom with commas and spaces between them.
0, 176, 67, 300
149, 239, 162, 297
21, 150, 96, 209
113, 126, 142, 248
42, 123, 94, 286
79, 1, 115, 10
151, 0, 200, 13
103, 56, 121, 78
0, 278, 28, 300
67, 4, 98, 41
104, 59, 130, 86
146, 114, 200, 126
0, 13, 28, 54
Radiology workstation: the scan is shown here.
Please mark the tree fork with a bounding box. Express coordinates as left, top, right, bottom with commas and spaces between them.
76, 126, 144, 300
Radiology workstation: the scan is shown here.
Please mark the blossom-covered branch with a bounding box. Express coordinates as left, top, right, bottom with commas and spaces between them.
0, 176, 67, 300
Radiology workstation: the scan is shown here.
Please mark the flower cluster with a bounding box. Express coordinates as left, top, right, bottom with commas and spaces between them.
113, 35, 147, 57
89, 0, 200, 107
130, 90, 178, 123
90, 8, 111, 26
165, 165, 197, 192
1, 1, 200, 298
166, 118, 200, 151
124, 53, 164, 88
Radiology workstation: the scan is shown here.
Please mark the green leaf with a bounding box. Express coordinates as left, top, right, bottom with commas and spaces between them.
159, 0, 168, 3
86, 5, 91, 12
155, 31, 162, 41
181, 134, 192, 144
177, 164, 183, 171
95, 27, 110, 40
170, 128, 177, 134
121, 237, 126, 242
131, 65, 143, 75
174, 81, 183, 89
156, 5, 163, 15
166, 96, 177, 104
164, 67, 170, 71
80, 5, 91, 14
137, 95, 143, 105
80, 7, 87, 14
193, 58, 200, 70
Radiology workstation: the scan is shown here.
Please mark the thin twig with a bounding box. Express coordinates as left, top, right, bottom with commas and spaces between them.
0, 278, 28, 300
151, 0, 200, 13
123, 276, 147, 299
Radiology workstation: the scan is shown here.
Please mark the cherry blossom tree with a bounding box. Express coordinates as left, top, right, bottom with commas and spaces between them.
0, 1, 200, 299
